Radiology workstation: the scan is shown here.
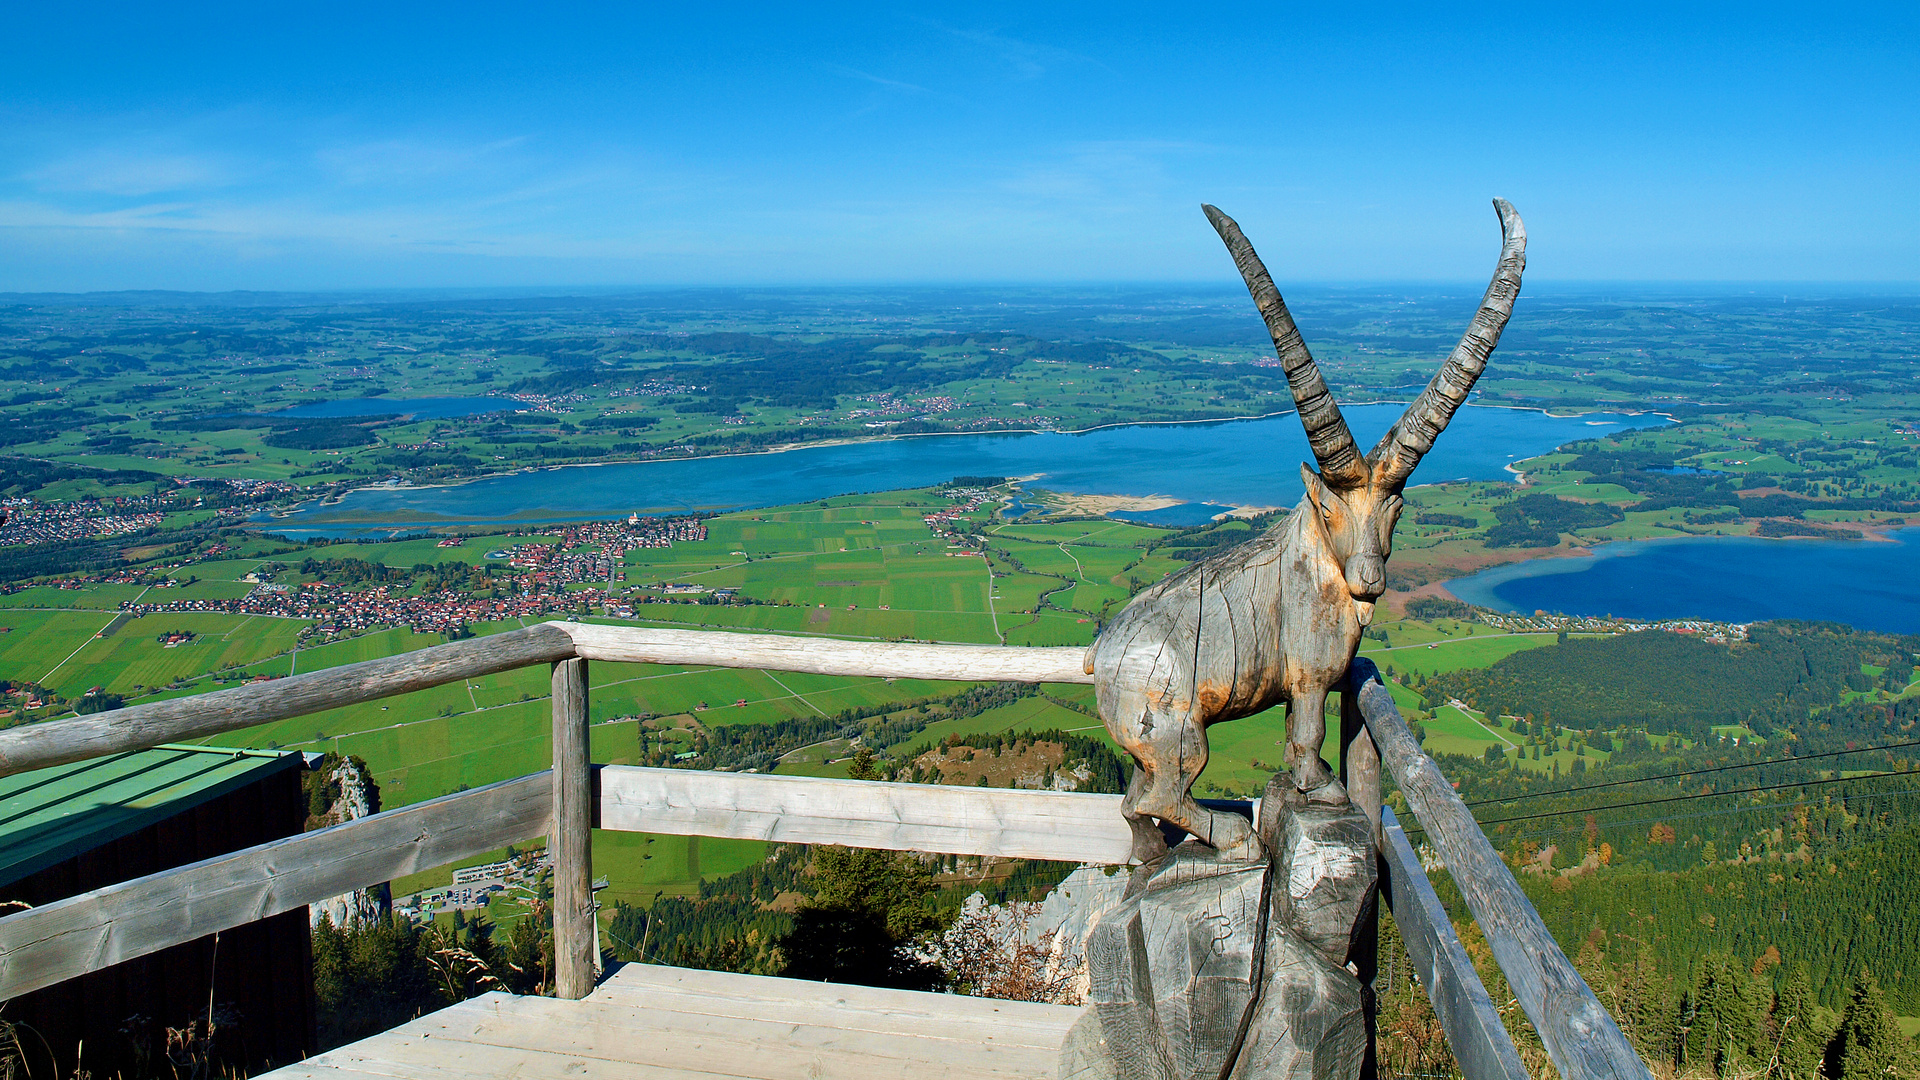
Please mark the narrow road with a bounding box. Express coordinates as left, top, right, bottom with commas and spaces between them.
42, 585, 150, 684
763, 670, 828, 716
985, 562, 1004, 644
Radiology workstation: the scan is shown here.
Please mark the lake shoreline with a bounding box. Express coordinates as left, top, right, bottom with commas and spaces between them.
262, 404, 1672, 538
285, 401, 1675, 516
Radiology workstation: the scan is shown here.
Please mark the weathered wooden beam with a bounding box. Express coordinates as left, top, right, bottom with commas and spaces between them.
1347, 657, 1652, 1080
0, 773, 551, 1001
596, 765, 1136, 863
550, 657, 595, 1000
1337, 685, 1384, 1078
0, 622, 579, 779
1378, 805, 1529, 1080
558, 622, 1094, 685
1339, 687, 1382, 843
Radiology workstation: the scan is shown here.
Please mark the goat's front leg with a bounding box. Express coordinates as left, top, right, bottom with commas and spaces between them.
1284, 688, 1345, 803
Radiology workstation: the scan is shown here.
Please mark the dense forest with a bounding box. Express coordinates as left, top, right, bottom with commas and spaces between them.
1423, 622, 1918, 739
1384, 623, 1920, 1055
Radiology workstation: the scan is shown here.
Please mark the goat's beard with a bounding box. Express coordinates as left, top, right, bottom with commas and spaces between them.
1353, 600, 1375, 627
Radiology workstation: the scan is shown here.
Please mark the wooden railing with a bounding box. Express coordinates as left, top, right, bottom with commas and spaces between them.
0, 622, 1648, 1080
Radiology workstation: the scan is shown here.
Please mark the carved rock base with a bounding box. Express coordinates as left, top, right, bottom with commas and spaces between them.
1062, 785, 1377, 1080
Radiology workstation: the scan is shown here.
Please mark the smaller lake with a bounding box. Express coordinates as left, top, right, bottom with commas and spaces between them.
1447, 529, 1920, 634
271, 397, 515, 420
1113, 503, 1239, 527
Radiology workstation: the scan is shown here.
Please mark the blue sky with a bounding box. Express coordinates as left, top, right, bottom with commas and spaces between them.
1, 4, 1914, 291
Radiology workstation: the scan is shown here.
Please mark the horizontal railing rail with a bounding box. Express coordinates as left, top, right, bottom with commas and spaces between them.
596, 766, 1135, 863
0, 772, 552, 1000
0, 622, 1092, 780
0, 621, 1647, 1079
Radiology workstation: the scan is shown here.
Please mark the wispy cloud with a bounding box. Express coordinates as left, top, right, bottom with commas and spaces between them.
822, 64, 931, 95
21, 148, 242, 196
928, 22, 1115, 81
314, 135, 533, 186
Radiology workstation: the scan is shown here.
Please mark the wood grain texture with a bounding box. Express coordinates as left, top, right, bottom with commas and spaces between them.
259, 965, 1079, 1080
1337, 689, 1384, 1078
1378, 806, 1528, 1080
1339, 688, 1382, 844
0, 623, 578, 779
590, 963, 1083, 1047
550, 658, 595, 1000
0, 773, 551, 1001
1347, 657, 1651, 1080
596, 765, 1136, 863
557, 622, 1092, 684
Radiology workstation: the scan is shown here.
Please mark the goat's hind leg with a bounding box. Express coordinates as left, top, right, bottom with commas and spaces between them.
1120, 762, 1170, 863
1131, 725, 1264, 863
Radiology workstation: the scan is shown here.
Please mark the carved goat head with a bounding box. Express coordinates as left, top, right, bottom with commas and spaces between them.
1203, 200, 1528, 619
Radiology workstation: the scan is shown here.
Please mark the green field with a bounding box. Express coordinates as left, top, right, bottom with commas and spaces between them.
0, 481, 1617, 911
0, 474, 1830, 926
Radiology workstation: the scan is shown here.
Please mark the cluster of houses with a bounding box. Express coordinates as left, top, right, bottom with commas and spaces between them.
923, 488, 993, 543
0, 497, 166, 546
115, 514, 713, 635
1476, 609, 1751, 644
608, 379, 704, 398
489, 516, 708, 588
120, 580, 597, 635
846, 392, 965, 422
398, 851, 553, 918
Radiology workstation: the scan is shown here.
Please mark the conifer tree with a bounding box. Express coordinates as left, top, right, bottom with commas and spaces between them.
1683, 955, 1759, 1073
1772, 964, 1824, 1079
1827, 971, 1904, 1080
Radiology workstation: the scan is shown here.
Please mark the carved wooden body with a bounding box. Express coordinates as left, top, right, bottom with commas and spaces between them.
1088, 510, 1360, 859
1090, 200, 1527, 862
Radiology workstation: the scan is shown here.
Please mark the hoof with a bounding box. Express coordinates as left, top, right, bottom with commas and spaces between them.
1126, 815, 1170, 864
1290, 758, 1335, 795
1203, 813, 1265, 863
1130, 834, 1171, 864
1216, 831, 1267, 864
1304, 776, 1350, 807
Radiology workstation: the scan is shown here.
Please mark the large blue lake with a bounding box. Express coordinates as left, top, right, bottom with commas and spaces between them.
1448, 530, 1920, 634
264, 404, 1661, 536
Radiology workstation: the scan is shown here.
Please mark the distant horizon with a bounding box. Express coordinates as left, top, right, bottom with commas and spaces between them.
4, 280, 1918, 308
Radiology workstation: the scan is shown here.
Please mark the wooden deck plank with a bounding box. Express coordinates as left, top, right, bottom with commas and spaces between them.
261, 970, 1082, 1080
587, 965, 1080, 1048
435, 994, 1060, 1080
277, 1029, 745, 1080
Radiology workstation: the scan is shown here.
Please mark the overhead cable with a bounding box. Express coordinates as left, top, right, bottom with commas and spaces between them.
1463, 736, 1920, 808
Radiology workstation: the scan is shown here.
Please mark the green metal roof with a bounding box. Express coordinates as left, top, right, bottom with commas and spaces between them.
0, 743, 304, 889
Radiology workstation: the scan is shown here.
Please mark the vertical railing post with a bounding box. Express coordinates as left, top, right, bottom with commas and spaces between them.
551, 656, 595, 999
1341, 677, 1384, 1079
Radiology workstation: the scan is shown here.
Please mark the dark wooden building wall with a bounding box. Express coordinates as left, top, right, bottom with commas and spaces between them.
3, 761, 314, 1078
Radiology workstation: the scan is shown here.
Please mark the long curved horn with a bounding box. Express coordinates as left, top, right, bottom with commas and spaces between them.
1372, 199, 1527, 486
1204, 204, 1367, 487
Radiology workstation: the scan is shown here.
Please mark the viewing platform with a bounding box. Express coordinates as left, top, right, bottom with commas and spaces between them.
265, 963, 1079, 1080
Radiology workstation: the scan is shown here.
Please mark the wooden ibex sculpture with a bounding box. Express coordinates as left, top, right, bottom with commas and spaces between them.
1089, 199, 1527, 863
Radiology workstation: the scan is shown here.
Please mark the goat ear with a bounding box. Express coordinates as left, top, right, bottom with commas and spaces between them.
1300, 463, 1330, 521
